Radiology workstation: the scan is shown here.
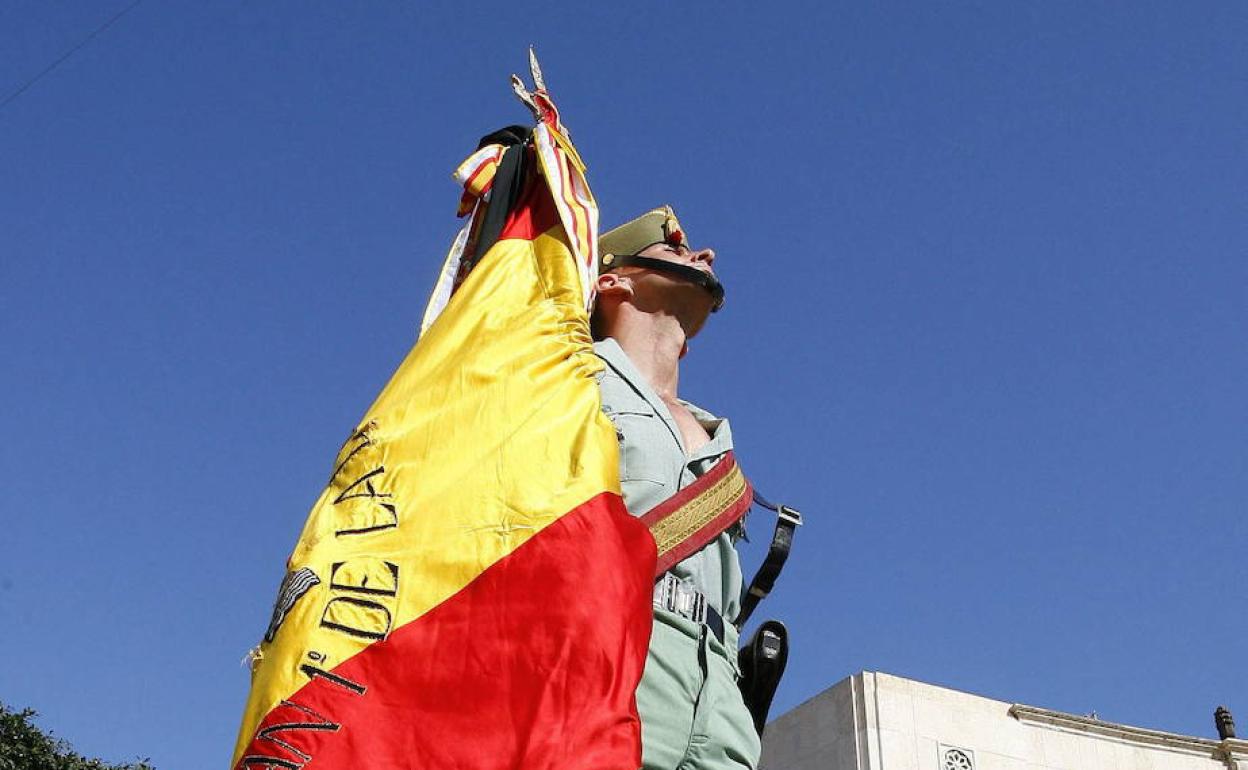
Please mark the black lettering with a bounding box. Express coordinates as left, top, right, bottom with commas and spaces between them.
239, 755, 300, 770
253, 701, 339, 763
299, 663, 367, 695
333, 467, 390, 504
333, 468, 398, 536
330, 559, 399, 597
320, 596, 393, 640
328, 425, 374, 485
327, 423, 398, 536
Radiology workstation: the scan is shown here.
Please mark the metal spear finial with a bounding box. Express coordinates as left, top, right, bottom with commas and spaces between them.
528, 46, 546, 92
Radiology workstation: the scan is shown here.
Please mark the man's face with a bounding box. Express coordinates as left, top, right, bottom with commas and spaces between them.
636, 240, 717, 277
622, 240, 718, 336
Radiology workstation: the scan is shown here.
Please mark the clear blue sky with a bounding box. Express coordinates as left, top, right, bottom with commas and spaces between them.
2, 1, 1245, 767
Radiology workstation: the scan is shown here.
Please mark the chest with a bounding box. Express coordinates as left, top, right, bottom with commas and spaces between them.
664, 397, 712, 454
599, 366, 727, 507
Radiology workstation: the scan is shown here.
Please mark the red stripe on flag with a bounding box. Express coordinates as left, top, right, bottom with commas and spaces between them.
464, 154, 498, 190
497, 152, 561, 242
235, 492, 655, 770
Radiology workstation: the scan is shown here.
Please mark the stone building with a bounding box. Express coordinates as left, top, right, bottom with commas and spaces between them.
761, 671, 1247, 770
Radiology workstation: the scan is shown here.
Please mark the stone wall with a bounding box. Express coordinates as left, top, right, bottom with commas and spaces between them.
761, 671, 1248, 770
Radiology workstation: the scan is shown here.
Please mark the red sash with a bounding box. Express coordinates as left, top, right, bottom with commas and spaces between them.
639, 451, 753, 576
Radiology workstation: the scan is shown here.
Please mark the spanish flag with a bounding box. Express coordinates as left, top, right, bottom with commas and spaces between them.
232, 58, 655, 769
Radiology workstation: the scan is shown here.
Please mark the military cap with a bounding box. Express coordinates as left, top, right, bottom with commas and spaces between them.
596, 204, 724, 311
599, 205, 686, 271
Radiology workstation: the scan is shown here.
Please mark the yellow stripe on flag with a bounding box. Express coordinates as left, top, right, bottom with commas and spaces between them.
233, 224, 622, 764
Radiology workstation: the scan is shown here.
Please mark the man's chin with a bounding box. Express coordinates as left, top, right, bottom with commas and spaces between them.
680, 306, 712, 339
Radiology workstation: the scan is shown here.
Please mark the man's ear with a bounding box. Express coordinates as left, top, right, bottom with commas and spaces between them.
594, 271, 632, 299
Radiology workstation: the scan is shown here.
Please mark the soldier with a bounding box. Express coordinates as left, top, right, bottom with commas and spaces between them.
593, 206, 760, 770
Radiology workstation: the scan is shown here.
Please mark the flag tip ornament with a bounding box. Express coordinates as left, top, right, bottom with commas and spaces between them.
511, 47, 548, 122
431, 47, 593, 334
528, 45, 546, 92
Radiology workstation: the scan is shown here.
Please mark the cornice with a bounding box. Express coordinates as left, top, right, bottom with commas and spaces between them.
1009, 704, 1248, 761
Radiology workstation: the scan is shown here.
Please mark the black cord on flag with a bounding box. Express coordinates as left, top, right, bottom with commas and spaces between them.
470, 127, 533, 267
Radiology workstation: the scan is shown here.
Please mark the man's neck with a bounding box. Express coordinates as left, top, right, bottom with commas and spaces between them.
608, 313, 686, 401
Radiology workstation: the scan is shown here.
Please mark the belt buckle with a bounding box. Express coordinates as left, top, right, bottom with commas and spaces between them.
777, 504, 803, 527
682, 586, 706, 625
655, 575, 708, 625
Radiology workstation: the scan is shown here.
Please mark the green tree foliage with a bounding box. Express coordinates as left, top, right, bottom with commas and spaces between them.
0, 702, 154, 770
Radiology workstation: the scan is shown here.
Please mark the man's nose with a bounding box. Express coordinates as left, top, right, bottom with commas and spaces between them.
691, 247, 715, 267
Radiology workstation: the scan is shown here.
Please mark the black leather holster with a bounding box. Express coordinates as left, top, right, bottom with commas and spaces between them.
737, 619, 789, 736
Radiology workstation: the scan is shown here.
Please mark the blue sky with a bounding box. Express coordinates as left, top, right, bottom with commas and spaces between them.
2, 1, 1245, 767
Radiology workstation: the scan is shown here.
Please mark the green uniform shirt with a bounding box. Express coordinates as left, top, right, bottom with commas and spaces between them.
594, 338, 744, 622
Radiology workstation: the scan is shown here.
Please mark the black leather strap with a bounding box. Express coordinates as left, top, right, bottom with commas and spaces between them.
705, 604, 725, 643
604, 253, 725, 311
735, 492, 802, 630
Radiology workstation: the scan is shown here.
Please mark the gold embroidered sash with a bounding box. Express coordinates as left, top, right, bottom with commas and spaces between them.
639, 451, 752, 576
